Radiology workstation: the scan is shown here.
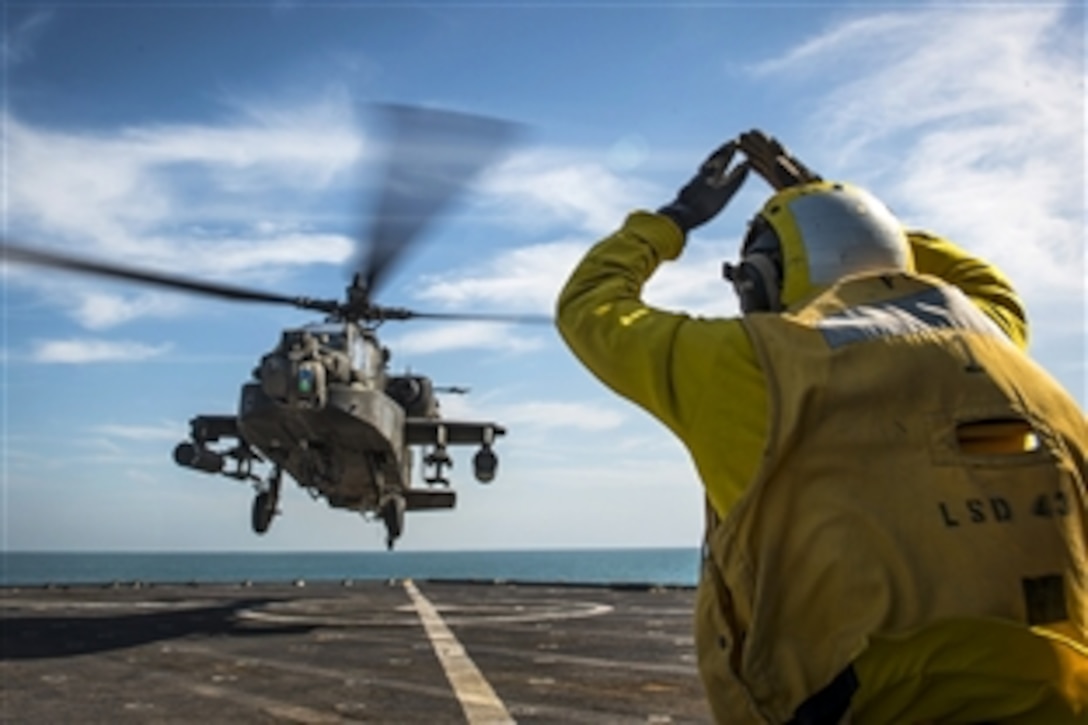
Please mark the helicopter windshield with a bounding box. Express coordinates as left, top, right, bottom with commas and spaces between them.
300, 322, 377, 373
303, 323, 348, 352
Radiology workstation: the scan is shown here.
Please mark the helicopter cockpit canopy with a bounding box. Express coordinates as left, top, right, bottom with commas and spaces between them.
279, 323, 380, 374
258, 322, 387, 407
306, 324, 347, 351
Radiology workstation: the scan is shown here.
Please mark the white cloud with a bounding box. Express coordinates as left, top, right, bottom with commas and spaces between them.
494, 400, 626, 432
91, 422, 185, 442
4, 97, 364, 328
439, 395, 626, 433
747, 14, 915, 80
186, 232, 353, 275
481, 150, 659, 236
71, 291, 188, 330
415, 231, 741, 323
132, 96, 363, 176
7, 108, 362, 246
32, 338, 171, 364
417, 239, 583, 314
386, 321, 545, 356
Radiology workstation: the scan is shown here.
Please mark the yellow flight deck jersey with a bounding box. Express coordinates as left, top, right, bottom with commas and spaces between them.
556, 211, 1088, 723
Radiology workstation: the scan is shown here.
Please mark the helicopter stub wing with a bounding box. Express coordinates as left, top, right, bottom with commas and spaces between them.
406, 418, 504, 486
405, 418, 506, 446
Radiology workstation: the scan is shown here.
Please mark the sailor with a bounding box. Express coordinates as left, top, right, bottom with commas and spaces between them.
555, 136, 1088, 723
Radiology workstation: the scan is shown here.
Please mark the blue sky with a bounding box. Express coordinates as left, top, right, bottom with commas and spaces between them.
2, 1, 1084, 552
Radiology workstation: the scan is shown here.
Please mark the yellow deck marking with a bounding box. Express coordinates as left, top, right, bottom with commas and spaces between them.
404, 579, 514, 724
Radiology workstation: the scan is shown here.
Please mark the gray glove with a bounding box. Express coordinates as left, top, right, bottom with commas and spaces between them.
736, 129, 822, 190
658, 141, 750, 233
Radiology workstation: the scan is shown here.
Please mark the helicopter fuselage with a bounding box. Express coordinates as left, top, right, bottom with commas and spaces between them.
239, 381, 409, 513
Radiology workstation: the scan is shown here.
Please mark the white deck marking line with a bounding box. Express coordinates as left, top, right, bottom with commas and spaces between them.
404, 579, 515, 725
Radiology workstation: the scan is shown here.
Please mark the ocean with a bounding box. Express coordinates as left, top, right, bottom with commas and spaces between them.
0, 548, 701, 588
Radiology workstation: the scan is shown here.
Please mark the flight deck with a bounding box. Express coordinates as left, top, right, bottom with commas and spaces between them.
1, 579, 712, 724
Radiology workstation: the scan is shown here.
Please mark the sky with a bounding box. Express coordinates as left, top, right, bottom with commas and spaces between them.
1, 1, 1084, 553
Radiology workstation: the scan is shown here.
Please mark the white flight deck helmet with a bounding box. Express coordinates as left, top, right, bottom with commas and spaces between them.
723, 181, 913, 313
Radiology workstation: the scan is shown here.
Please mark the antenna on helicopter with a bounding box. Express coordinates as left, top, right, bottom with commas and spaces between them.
434, 386, 471, 395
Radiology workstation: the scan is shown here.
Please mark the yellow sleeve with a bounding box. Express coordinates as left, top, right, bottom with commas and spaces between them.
908, 230, 1029, 350
555, 211, 770, 514
555, 211, 692, 436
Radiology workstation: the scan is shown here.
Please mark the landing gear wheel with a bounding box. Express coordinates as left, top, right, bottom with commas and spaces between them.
252, 491, 276, 534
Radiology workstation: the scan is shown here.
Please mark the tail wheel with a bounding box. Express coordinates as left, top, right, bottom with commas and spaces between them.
252, 491, 275, 534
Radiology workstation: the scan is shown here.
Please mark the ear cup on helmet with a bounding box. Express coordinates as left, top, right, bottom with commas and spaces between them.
723, 252, 781, 313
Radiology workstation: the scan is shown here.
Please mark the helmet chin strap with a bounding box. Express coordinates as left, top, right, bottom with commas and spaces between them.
723, 253, 782, 314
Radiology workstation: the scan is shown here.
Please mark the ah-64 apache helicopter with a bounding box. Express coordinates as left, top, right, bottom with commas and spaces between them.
1, 104, 545, 549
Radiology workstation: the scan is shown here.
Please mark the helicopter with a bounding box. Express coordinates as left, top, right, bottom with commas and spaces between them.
1, 104, 546, 550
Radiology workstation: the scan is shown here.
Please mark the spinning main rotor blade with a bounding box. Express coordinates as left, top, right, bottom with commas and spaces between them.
0, 242, 339, 313
356, 104, 521, 296
2, 242, 550, 324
